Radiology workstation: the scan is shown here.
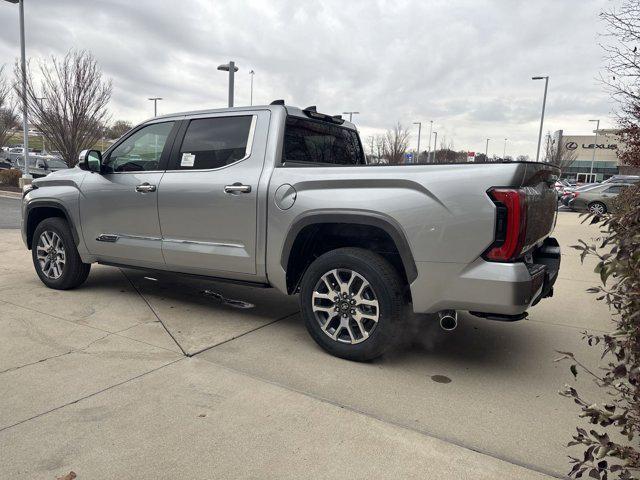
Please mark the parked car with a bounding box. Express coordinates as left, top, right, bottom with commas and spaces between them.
560, 183, 600, 207
21, 103, 561, 361
13, 156, 69, 178
567, 183, 634, 214
554, 179, 573, 198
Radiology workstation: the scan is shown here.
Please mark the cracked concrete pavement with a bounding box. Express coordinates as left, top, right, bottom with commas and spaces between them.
0, 203, 612, 479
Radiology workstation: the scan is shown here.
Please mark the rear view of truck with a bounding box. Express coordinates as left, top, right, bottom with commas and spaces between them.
269, 105, 562, 360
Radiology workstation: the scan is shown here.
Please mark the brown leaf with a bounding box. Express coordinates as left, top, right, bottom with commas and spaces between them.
56, 472, 76, 480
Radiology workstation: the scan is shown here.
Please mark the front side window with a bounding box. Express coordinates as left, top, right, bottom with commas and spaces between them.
175, 116, 253, 170
283, 116, 364, 165
105, 122, 175, 173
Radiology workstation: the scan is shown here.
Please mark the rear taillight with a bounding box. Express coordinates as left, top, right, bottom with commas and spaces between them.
484, 188, 528, 262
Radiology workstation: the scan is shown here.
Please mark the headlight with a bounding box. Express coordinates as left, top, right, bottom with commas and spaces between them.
22, 183, 37, 197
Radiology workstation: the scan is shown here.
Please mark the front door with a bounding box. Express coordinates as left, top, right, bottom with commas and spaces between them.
79, 121, 178, 267
158, 111, 268, 276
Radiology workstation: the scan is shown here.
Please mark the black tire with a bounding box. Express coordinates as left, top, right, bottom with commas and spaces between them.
31, 217, 91, 290
299, 247, 405, 361
588, 201, 607, 215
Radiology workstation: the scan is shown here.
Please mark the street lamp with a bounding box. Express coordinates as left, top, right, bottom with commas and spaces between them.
532, 75, 549, 162
503, 138, 507, 158
485, 138, 490, 157
342, 111, 359, 122
249, 69, 255, 106
4, 0, 30, 182
589, 119, 600, 182
413, 122, 422, 163
217, 61, 239, 108
432, 131, 438, 162
148, 97, 162, 117
427, 120, 433, 163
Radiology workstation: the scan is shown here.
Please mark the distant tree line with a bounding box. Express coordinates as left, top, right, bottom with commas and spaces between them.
365, 124, 532, 165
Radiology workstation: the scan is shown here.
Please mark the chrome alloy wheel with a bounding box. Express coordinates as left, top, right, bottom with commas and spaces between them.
311, 268, 380, 344
589, 202, 605, 215
36, 230, 66, 279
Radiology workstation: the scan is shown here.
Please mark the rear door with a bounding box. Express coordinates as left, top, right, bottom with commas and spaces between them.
157, 110, 269, 276
79, 121, 178, 266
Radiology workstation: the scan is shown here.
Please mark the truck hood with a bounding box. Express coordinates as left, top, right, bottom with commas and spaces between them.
33, 165, 85, 187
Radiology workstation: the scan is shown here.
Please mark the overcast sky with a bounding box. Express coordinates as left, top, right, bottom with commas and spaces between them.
0, 0, 616, 158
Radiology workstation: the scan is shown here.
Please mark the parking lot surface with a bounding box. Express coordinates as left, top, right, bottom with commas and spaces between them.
0, 212, 610, 479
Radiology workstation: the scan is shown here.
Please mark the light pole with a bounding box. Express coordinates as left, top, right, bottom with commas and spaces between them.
413, 122, 422, 163
427, 120, 433, 163
503, 138, 507, 158
5, 0, 30, 181
217, 61, 239, 108
148, 97, 162, 117
485, 138, 490, 158
249, 69, 255, 106
342, 111, 359, 122
532, 75, 549, 162
588, 119, 600, 182
432, 131, 438, 162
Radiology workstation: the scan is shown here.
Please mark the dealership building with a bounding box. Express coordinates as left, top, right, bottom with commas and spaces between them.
553, 129, 624, 183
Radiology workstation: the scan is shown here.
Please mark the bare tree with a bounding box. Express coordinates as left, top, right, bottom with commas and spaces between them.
601, 1, 640, 170
16, 50, 112, 166
544, 132, 577, 173
375, 134, 385, 159
600, 2, 640, 107
106, 120, 132, 140
383, 122, 410, 164
0, 66, 18, 148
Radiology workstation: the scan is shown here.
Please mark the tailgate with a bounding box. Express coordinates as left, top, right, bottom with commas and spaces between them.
520, 163, 560, 253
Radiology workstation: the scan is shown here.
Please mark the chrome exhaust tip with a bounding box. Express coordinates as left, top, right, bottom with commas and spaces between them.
438, 310, 458, 331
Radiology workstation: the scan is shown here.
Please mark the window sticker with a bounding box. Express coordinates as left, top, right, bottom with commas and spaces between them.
181, 152, 195, 167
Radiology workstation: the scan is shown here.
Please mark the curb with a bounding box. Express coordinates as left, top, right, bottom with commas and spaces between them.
0, 190, 21, 199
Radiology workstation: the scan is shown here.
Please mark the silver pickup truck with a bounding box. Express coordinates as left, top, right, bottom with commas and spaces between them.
21, 102, 561, 360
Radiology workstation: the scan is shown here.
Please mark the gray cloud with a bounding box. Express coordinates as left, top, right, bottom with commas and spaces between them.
0, 0, 614, 157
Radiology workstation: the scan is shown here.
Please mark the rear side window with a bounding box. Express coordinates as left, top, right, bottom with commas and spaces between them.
176, 116, 254, 170
283, 117, 364, 165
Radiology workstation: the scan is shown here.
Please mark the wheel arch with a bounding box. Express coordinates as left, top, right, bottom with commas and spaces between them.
25, 201, 79, 250
280, 211, 418, 295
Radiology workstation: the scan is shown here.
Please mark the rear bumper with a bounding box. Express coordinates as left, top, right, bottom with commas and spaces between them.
410, 237, 561, 316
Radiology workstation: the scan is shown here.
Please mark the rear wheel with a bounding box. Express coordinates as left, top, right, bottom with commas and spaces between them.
588, 201, 607, 215
299, 247, 404, 361
32, 217, 91, 290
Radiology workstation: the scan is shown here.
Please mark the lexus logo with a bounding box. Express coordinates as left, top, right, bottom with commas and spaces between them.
566, 141, 578, 150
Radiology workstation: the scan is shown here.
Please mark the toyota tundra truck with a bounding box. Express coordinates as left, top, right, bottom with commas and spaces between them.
21, 102, 561, 361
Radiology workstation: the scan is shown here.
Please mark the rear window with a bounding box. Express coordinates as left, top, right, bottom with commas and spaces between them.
176, 116, 254, 170
283, 116, 364, 165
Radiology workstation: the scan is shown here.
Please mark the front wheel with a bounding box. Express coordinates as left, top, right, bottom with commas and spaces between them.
299, 247, 405, 361
32, 217, 91, 290
588, 201, 607, 215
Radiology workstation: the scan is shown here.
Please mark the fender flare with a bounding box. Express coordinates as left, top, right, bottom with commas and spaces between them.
25, 200, 80, 247
280, 211, 418, 283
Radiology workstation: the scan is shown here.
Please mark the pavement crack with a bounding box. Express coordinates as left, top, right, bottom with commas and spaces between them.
185, 311, 299, 357
119, 268, 188, 357
0, 332, 112, 375
0, 357, 185, 434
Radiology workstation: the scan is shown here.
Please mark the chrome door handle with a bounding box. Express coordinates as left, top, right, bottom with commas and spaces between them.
224, 183, 252, 194
135, 183, 156, 193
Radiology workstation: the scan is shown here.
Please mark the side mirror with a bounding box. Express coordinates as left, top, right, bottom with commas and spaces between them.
78, 149, 102, 173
